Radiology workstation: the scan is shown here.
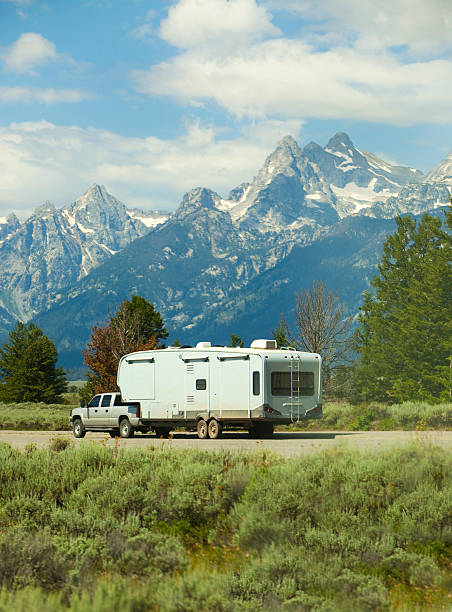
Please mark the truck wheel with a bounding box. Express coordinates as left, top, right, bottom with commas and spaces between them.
208, 418, 222, 439
72, 419, 86, 438
119, 418, 135, 438
197, 419, 208, 439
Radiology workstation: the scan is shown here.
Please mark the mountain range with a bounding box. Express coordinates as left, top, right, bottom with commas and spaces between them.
0, 132, 450, 375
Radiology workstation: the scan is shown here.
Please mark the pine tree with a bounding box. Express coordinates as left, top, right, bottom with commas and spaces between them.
355, 207, 452, 403
0, 322, 67, 403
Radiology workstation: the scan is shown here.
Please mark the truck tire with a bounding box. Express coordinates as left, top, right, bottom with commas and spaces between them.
72, 418, 86, 438
119, 418, 135, 438
197, 418, 208, 439
207, 418, 222, 439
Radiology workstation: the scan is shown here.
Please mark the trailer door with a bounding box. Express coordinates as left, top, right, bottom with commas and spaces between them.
184, 360, 209, 417
218, 355, 250, 417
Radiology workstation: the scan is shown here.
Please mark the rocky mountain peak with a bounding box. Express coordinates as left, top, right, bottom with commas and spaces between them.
33, 200, 56, 216
175, 187, 220, 219
325, 132, 356, 154
426, 151, 452, 186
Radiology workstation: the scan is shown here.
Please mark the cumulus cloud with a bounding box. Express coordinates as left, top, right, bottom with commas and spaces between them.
2, 32, 60, 74
0, 86, 93, 104
132, 38, 452, 125
159, 0, 279, 49
0, 118, 304, 217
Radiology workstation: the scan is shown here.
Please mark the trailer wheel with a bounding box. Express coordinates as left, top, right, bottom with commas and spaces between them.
207, 418, 222, 439
119, 418, 135, 438
197, 419, 208, 439
72, 418, 86, 438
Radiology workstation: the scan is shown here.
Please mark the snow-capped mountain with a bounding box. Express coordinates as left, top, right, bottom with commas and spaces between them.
0, 132, 450, 371
426, 151, 452, 186
0, 185, 170, 321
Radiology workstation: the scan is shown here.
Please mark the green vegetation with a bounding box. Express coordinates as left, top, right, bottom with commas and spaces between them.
355, 206, 452, 404
0, 443, 450, 610
0, 401, 451, 432
291, 401, 452, 432
0, 403, 71, 431
0, 322, 67, 404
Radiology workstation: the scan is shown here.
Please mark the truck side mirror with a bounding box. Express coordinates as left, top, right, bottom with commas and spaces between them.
80, 400, 86, 408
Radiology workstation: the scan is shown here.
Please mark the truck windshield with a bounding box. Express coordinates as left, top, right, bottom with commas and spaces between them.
271, 372, 315, 396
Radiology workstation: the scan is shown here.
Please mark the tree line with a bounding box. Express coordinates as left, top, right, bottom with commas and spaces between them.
0, 203, 450, 404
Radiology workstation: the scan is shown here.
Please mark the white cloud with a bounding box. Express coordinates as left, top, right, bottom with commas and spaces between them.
159, 0, 279, 49
132, 37, 452, 125
265, 0, 452, 56
2, 32, 59, 74
0, 86, 93, 104
0, 118, 303, 217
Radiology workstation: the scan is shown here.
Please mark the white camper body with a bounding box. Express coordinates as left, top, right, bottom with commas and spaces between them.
117, 340, 322, 438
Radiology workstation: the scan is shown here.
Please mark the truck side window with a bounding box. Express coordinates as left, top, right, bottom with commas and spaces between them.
252, 371, 260, 395
101, 394, 112, 407
196, 379, 207, 390
88, 395, 101, 408
114, 394, 122, 406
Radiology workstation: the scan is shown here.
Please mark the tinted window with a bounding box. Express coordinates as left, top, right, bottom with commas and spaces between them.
114, 394, 123, 406
252, 371, 260, 396
196, 379, 207, 390
271, 372, 315, 396
88, 395, 101, 407
101, 394, 112, 407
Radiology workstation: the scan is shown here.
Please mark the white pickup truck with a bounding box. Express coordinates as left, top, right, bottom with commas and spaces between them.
70, 392, 151, 438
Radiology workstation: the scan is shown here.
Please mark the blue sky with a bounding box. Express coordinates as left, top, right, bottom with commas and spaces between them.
0, 0, 451, 217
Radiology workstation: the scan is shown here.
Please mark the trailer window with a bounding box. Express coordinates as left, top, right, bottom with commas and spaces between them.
101, 394, 111, 407
252, 371, 260, 395
196, 379, 207, 390
271, 372, 315, 396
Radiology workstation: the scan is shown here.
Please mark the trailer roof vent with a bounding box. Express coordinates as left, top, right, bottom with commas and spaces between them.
250, 339, 277, 350
196, 341, 211, 349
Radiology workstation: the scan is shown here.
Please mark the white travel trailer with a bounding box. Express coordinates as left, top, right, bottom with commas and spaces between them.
117, 339, 322, 439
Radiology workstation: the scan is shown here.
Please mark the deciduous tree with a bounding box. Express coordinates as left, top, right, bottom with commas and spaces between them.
81, 296, 167, 399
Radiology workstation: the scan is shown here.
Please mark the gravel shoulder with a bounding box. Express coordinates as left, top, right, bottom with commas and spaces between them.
1, 430, 451, 456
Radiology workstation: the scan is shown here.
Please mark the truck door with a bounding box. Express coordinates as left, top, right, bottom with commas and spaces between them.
184, 360, 209, 418
96, 394, 112, 426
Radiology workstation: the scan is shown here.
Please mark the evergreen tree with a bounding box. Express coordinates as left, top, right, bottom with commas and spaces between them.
0, 322, 67, 403
272, 316, 290, 348
355, 206, 452, 403
230, 334, 244, 348
82, 296, 167, 399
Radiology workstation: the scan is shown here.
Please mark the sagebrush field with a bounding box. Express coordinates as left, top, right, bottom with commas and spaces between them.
0, 441, 451, 610
0, 401, 450, 432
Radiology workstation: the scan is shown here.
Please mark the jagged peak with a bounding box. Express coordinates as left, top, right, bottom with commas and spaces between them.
273, 134, 302, 155
33, 200, 56, 216
325, 132, 355, 153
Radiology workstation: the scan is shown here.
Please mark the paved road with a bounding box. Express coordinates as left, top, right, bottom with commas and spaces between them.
1, 430, 451, 456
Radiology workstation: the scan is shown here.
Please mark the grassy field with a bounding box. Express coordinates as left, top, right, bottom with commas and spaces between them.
0, 441, 450, 610
0, 400, 450, 432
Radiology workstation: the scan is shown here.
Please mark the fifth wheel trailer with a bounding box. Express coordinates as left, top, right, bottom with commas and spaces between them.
116, 339, 322, 439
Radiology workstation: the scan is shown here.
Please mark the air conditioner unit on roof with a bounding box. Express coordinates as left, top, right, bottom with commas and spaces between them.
250, 339, 277, 349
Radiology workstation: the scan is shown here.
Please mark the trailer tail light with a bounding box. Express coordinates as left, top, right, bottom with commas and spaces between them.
263, 404, 274, 414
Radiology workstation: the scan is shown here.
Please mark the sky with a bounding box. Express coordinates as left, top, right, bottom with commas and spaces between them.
0, 0, 451, 218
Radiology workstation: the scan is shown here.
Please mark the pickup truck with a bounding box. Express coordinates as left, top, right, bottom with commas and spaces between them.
70, 392, 148, 438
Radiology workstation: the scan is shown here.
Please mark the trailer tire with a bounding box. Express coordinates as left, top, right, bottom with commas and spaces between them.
72, 418, 86, 438
119, 418, 135, 438
197, 418, 208, 439
207, 418, 222, 439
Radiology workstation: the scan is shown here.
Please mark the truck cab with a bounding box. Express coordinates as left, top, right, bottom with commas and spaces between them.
70, 392, 144, 438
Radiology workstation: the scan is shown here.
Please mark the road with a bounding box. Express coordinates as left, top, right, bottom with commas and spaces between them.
0, 430, 451, 457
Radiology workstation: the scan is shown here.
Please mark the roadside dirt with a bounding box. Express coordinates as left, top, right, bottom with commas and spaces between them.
1, 430, 451, 456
